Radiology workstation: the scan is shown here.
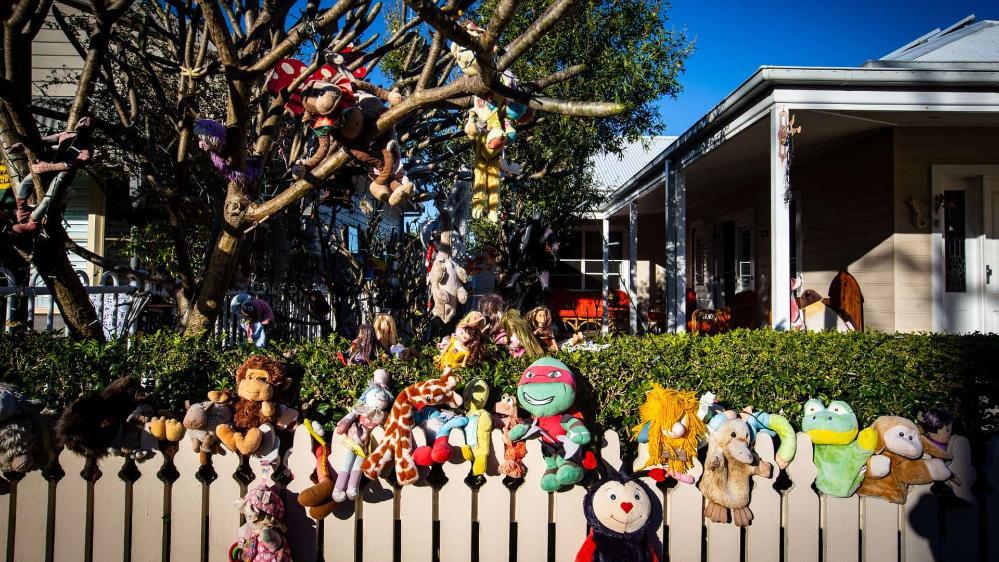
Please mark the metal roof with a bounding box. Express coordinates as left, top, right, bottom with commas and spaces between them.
876, 16, 999, 63
590, 136, 675, 193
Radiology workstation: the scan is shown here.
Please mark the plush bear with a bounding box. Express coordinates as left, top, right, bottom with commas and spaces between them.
699, 418, 773, 526
801, 399, 885, 497
0, 384, 56, 473
857, 416, 952, 504
428, 231, 470, 325
632, 385, 706, 485
56, 375, 140, 460
215, 355, 298, 456
493, 393, 527, 478
510, 357, 592, 491
183, 399, 234, 464
575, 471, 663, 562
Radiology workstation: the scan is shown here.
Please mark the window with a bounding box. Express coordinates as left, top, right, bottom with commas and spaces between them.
944, 190, 967, 293
736, 225, 753, 292
347, 225, 360, 255
692, 227, 708, 287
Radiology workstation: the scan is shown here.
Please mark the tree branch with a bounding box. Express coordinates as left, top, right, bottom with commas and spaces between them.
497, 0, 578, 71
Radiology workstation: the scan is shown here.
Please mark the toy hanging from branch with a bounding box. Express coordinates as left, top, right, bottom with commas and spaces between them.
193, 119, 262, 185
427, 230, 471, 325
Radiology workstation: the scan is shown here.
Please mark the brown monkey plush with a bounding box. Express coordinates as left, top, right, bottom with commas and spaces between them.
215, 355, 298, 456
857, 416, 951, 504
699, 418, 773, 527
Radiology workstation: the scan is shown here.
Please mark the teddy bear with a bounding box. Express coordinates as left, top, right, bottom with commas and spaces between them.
183, 399, 234, 464
699, 418, 773, 527
575, 471, 663, 562
215, 355, 298, 456
0, 384, 56, 473
857, 416, 952, 504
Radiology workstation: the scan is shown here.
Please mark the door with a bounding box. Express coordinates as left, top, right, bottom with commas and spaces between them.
984, 177, 999, 333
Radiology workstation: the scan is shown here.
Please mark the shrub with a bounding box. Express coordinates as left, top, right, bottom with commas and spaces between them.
1, 330, 996, 445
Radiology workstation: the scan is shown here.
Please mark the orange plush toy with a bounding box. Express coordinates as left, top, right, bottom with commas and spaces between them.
857, 416, 952, 504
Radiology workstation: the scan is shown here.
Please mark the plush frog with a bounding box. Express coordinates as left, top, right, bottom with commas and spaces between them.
801, 399, 888, 497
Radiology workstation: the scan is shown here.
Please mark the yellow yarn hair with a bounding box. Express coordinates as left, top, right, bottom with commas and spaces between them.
631, 384, 706, 474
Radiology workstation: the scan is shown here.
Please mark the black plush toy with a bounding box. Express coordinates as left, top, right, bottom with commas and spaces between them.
56, 375, 140, 459
576, 471, 663, 562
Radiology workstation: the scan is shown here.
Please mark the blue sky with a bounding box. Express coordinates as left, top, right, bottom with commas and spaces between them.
658, 0, 999, 135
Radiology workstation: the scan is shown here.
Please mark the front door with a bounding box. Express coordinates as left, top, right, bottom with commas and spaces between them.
983, 176, 999, 333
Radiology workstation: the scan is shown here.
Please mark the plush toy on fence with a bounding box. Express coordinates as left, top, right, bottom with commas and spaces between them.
632, 385, 706, 485
526, 306, 559, 353
460, 379, 493, 476
502, 310, 544, 359
0, 384, 55, 473
360, 369, 464, 486
57, 375, 142, 460
510, 357, 593, 492
801, 399, 883, 497
296, 420, 338, 519
436, 312, 486, 370
701, 395, 796, 469
699, 418, 773, 527
108, 405, 186, 460
493, 393, 528, 478
183, 399, 234, 464
411, 405, 466, 468
230, 477, 293, 562
575, 470, 663, 562
215, 355, 298, 456
857, 416, 952, 504
917, 408, 955, 461
329, 370, 393, 502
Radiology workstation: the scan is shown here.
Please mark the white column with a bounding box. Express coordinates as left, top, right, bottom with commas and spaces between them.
675, 164, 687, 332
601, 218, 610, 334
665, 160, 676, 332
628, 201, 638, 334
770, 104, 792, 329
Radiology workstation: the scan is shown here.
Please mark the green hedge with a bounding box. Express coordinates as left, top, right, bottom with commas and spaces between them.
1, 330, 996, 442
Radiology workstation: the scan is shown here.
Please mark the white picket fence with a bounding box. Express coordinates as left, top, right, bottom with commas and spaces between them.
0, 426, 995, 562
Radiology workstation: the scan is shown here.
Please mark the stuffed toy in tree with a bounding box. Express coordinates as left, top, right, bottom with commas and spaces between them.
0, 384, 55, 473
215, 355, 298, 456
493, 393, 528, 478
436, 312, 486, 371
360, 369, 464, 486
230, 476, 293, 562
857, 416, 952, 504
526, 306, 559, 353
500, 211, 558, 310
183, 399, 234, 464
428, 231, 470, 324
632, 385, 706, 485
699, 418, 773, 526
801, 399, 884, 497
509, 357, 592, 491
502, 310, 544, 359
193, 119, 261, 185
57, 375, 141, 460
575, 471, 663, 562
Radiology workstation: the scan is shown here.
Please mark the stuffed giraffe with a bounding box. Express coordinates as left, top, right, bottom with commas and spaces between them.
360, 369, 463, 486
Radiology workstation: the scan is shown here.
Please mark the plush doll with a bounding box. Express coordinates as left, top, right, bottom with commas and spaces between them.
502, 310, 544, 359
436, 312, 487, 371
230, 478, 293, 562
575, 471, 662, 562
428, 231, 470, 324
0, 384, 55, 473
632, 385, 706, 485
215, 355, 298, 456
57, 375, 140, 459
857, 416, 952, 504
510, 357, 592, 491
526, 306, 559, 353
329, 370, 393, 502
476, 294, 509, 345
183, 399, 234, 464
493, 393, 528, 478
373, 313, 408, 358
801, 399, 884, 497
193, 119, 261, 185
699, 418, 773, 526
360, 369, 464, 486
348, 324, 377, 365
917, 408, 955, 461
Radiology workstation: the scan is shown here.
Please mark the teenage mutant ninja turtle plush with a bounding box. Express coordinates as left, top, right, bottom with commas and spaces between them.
801, 399, 885, 497
575, 471, 663, 562
509, 357, 592, 491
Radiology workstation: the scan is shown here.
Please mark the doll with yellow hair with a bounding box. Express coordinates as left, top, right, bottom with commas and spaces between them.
435, 312, 487, 370
632, 384, 707, 484
373, 313, 409, 359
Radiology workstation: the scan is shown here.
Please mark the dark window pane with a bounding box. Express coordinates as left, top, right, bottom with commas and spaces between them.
944, 190, 966, 293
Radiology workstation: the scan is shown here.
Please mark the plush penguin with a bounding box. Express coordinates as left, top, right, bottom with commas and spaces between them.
576, 472, 662, 562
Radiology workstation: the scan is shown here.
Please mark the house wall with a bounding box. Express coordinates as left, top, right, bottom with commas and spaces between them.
32, 16, 84, 97
892, 127, 999, 332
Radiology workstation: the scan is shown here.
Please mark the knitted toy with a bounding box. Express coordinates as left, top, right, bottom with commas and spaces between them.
526, 306, 559, 353
632, 385, 706, 485
510, 357, 592, 491
801, 399, 883, 497
360, 369, 463, 486
502, 310, 544, 359
435, 312, 486, 371
575, 471, 662, 562
0, 384, 55, 473
857, 416, 952, 504
56, 375, 140, 460
230, 477, 292, 562
493, 393, 527, 478
215, 355, 298, 456
193, 119, 261, 185
183, 399, 234, 464
699, 418, 773, 527
428, 231, 470, 324
477, 294, 509, 345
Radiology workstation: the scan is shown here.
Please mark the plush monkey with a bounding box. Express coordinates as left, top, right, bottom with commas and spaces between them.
215, 355, 298, 456
857, 416, 952, 504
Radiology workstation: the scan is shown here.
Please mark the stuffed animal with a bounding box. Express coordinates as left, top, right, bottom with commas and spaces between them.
428, 231, 470, 324
509, 357, 592, 491
632, 385, 706, 485
328, 370, 393, 502
215, 355, 298, 456
411, 405, 466, 468
801, 399, 884, 497
0, 384, 55, 473
702, 395, 796, 469
459, 379, 492, 476
230, 478, 293, 562
575, 472, 662, 562
296, 420, 338, 519
502, 310, 544, 359
436, 312, 486, 371
183, 399, 234, 464
57, 375, 140, 459
699, 418, 773, 526
526, 306, 559, 353
857, 416, 952, 504
360, 369, 464, 486
493, 393, 527, 478
193, 119, 261, 185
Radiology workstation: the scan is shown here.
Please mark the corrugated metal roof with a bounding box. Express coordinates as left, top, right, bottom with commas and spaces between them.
590, 136, 675, 193
878, 16, 999, 63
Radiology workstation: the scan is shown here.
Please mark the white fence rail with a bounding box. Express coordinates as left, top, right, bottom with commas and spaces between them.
0, 426, 995, 562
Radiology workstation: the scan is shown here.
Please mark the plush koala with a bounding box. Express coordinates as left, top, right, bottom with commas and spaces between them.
0, 384, 55, 473
857, 416, 952, 504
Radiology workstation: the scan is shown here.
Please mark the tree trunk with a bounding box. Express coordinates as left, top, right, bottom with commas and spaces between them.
32, 227, 106, 341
